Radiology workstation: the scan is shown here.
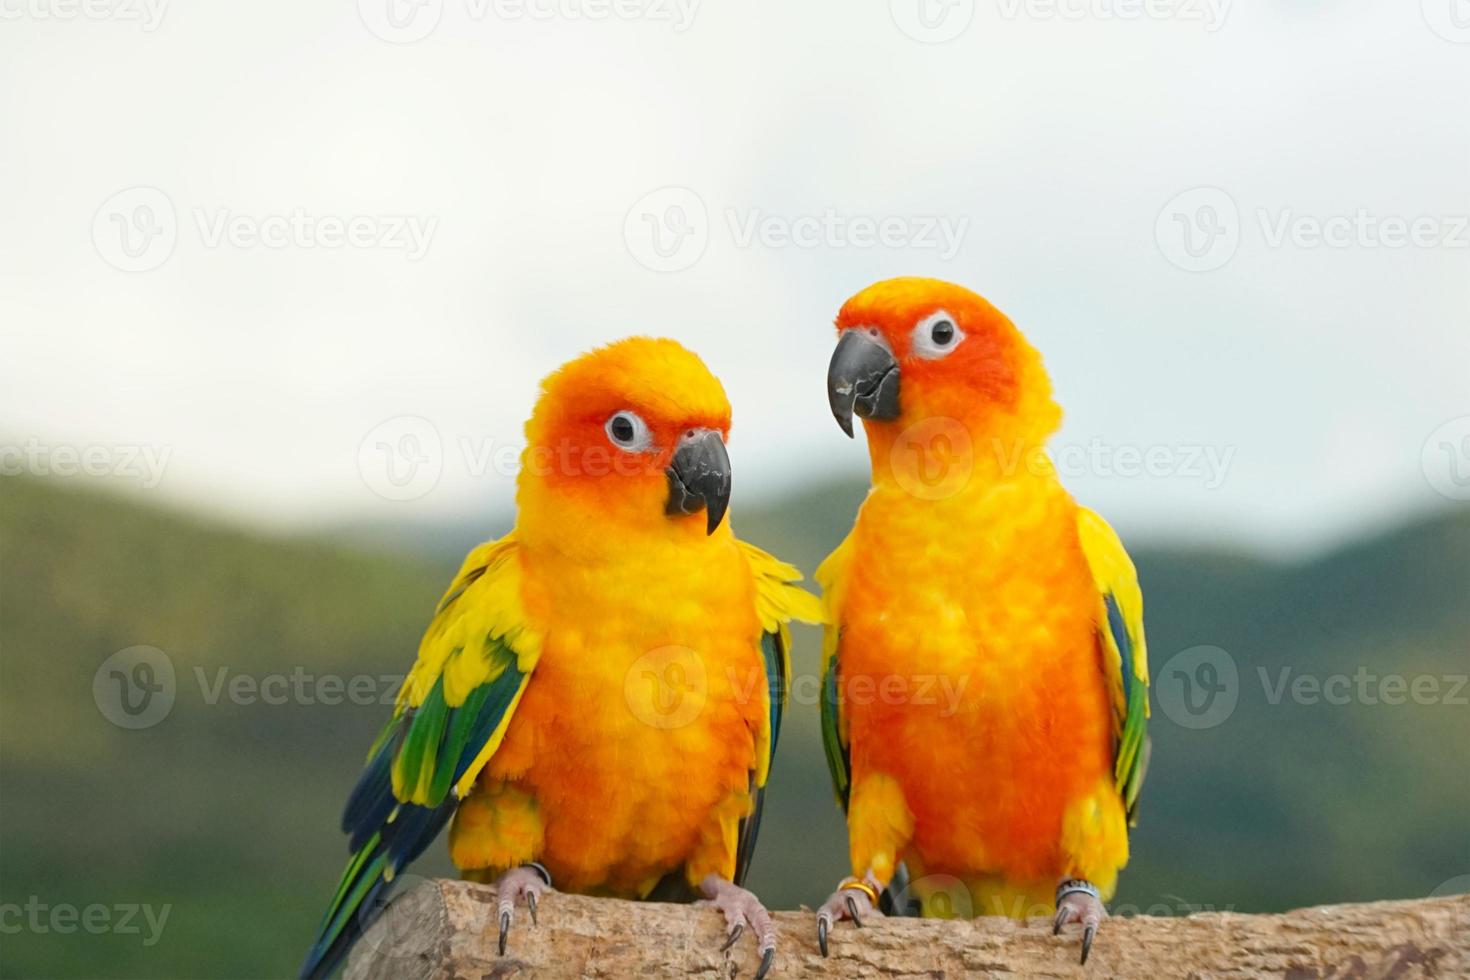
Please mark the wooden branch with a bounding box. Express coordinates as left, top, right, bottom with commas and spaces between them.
345, 879, 1468, 979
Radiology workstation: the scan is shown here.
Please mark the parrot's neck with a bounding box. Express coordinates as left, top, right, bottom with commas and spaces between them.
515, 477, 731, 565
862, 415, 1060, 498
514, 493, 745, 633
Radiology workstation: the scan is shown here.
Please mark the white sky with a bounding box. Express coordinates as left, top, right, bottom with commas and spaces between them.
2, 0, 1467, 555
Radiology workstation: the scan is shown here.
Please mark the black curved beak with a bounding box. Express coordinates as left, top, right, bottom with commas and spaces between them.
828, 330, 900, 437
665, 429, 731, 535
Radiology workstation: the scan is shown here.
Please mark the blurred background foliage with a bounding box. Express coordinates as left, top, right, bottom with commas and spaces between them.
1, 476, 1466, 978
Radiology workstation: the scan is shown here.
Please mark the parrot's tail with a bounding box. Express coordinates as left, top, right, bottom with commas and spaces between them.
298, 735, 456, 979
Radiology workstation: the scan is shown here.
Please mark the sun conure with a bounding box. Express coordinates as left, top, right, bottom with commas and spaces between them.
814, 279, 1150, 966
299, 337, 821, 980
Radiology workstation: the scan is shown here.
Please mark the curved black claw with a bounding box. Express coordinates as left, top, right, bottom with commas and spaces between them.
755, 946, 775, 980
816, 881, 879, 959
527, 892, 538, 927
720, 922, 744, 953
1054, 878, 1105, 967
497, 908, 511, 956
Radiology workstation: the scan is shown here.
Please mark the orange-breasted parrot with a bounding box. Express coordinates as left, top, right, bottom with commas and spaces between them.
299, 337, 821, 979
814, 279, 1150, 965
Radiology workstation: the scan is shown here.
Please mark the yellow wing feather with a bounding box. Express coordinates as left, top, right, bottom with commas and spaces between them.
391, 533, 545, 803
1074, 507, 1151, 821
736, 539, 822, 788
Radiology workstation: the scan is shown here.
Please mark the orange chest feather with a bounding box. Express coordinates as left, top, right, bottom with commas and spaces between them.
484, 543, 767, 890
838, 481, 1114, 872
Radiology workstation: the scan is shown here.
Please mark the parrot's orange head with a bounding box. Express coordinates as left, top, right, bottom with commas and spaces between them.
828, 277, 1060, 454
519, 337, 734, 541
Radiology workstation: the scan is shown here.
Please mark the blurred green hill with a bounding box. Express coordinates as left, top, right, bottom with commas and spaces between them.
1, 476, 1466, 979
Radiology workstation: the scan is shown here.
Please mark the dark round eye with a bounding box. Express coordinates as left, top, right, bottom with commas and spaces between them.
912, 310, 964, 358
605, 411, 652, 451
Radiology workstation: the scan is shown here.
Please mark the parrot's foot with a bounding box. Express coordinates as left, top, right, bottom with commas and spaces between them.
815, 875, 882, 958
1052, 878, 1106, 965
697, 875, 776, 980
493, 862, 552, 957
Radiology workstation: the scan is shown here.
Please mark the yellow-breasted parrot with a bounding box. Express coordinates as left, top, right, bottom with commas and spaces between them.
299, 337, 820, 979
814, 278, 1150, 965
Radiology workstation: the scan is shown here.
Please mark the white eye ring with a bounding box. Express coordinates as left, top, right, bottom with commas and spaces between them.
911, 309, 964, 359
605, 411, 653, 451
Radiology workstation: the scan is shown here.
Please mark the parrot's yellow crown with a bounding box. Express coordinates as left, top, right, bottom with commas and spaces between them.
528, 337, 732, 445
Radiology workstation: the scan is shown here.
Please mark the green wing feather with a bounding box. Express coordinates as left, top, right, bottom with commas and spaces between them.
299, 535, 541, 979
815, 532, 855, 812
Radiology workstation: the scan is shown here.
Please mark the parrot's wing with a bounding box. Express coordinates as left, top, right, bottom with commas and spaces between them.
732, 541, 822, 885
815, 531, 856, 812
301, 534, 542, 980
1075, 507, 1151, 824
